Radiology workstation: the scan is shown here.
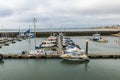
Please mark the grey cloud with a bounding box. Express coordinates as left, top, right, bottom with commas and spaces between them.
0, 8, 13, 17
0, 0, 120, 29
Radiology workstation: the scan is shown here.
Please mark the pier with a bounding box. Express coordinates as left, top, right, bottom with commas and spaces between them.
2, 53, 120, 59
87, 53, 120, 59
57, 35, 64, 55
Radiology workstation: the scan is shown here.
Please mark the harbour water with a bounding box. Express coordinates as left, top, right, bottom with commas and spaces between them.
0, 36, 120, 80
0, 36, 120, 54
0, 59, 120, 80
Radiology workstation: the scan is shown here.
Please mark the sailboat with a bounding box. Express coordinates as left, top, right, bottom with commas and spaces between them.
17, 27, 26, 39
24, 29, 34, 38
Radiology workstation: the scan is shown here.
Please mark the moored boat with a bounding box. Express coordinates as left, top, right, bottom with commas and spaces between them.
91, 33, 108, 42
40, 40, 56, 48
60, 50, 89, 62
61, 36, 89, 62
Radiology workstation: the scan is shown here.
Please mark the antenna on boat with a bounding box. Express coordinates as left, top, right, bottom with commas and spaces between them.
34, 18, 37, 49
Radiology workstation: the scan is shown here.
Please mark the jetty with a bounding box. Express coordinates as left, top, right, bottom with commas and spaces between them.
87, 53, 120, 59
2, 53, 120, 59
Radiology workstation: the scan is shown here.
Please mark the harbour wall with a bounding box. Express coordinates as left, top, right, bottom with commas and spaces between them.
0, 30, 119, 37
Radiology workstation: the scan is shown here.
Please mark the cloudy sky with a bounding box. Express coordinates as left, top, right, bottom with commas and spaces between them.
0, 0, 120, 29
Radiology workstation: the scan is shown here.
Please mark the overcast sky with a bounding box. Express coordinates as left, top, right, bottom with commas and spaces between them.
0, 0, 120, 29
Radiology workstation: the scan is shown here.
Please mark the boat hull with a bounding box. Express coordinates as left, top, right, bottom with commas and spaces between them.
63, 58, 89, 62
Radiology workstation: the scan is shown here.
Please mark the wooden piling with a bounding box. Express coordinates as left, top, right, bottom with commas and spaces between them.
86, 40, 88, 54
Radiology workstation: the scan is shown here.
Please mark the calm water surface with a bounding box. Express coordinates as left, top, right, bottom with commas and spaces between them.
0, 36, 120, 80
0, 59, 120, 80
0, 36, 120, 54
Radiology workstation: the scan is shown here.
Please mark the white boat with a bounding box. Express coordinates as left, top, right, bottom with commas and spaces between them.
17, 32, 26, 38
92, 33, 100, 41
47, 36, 57, 40
65, 45, 80, 52
26, 33, 34, 38
61, 45, 89, 62
47, 36, 57, 44
91, 33, 108, 42
39, 35, 57, 48
60, 51, 89, 62
25, 48, 56, 57
17, 29, 34, 38
29, 49, 46, 55
62, 36, 73, 47
40, 40, 56, 48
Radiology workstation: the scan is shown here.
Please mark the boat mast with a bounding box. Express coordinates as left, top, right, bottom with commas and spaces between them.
1, 25, 4, 38
34, 18, 37, 49
29, 25, 31, 33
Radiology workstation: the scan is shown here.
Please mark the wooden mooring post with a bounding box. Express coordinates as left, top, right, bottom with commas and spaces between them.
86, 40, 89, 54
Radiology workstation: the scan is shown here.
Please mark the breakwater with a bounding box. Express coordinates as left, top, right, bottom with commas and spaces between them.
0, 30, 119, 37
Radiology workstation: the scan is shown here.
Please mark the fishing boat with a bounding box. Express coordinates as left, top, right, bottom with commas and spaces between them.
91, 33, 108, 42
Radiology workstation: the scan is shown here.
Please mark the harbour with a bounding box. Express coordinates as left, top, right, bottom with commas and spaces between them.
1, 0, 120, 80
0, 34, 120, 59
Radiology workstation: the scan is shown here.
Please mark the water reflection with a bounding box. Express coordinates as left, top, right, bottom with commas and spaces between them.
116, 37, 120, 45
61, 60, 89, 71
0, 60, 4, 66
